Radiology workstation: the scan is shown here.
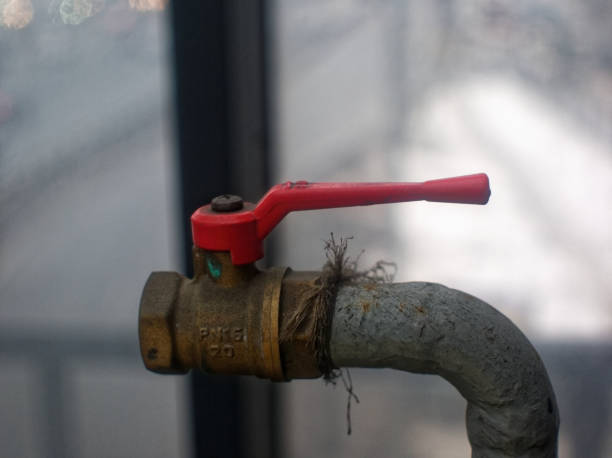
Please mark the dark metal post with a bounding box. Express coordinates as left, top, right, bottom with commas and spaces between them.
168, 1, 277, 457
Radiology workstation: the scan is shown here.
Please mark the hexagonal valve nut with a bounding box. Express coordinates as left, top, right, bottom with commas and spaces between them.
139, 272, 187, 374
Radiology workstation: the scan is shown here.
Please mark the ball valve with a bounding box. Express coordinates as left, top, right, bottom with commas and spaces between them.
139, 173, 559, 457
190, 173, 491, 265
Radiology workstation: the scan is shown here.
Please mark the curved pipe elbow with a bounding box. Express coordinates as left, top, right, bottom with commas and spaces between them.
330, 282, 559, 457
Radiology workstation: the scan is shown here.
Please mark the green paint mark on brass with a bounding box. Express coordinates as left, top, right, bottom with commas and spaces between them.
206, 256, 222, 279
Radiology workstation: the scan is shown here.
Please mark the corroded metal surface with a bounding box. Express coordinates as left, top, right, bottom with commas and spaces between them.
139, 248, 320, 379
278, 270, 323, 379
139, 250, 559, 455
331, 282, 560, 458
138, 271, 187, 374
261, 266, 288, 381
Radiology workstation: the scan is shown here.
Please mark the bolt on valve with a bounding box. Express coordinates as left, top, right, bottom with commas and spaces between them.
139, 174, 491, 379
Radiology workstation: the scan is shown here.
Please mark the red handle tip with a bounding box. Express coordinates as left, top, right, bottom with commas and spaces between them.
422, 173, 490, 205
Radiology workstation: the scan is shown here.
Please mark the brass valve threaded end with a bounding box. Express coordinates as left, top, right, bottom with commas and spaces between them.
138, 250, 321, 380
138, 271, 187, 374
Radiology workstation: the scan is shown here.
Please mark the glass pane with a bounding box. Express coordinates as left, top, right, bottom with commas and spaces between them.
0, 3, 189, 457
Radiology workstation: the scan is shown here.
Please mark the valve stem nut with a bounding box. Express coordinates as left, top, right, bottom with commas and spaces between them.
211, 194, 244, 212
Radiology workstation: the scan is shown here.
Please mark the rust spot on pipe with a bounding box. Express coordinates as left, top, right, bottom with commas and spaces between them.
361, 301, 371, 313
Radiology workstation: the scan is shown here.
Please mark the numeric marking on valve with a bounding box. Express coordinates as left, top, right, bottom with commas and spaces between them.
208, 344, 235, 358
200, 326, 245, 342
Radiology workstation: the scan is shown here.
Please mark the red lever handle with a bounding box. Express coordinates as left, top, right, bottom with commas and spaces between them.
191, 173, 490, 265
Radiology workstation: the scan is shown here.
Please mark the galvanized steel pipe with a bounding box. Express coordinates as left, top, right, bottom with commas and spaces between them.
331, 282, 559, 457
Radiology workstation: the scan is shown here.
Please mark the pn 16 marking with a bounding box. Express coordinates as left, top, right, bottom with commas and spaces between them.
200, 326, 245, 342
200, 327, 245, 358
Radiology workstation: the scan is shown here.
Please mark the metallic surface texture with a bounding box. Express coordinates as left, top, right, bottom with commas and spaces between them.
139, 249, 320, 379
139, 250, 559, 455
261, 266, 288, 381
331, 282, 559, 457
211, 194, 244, 212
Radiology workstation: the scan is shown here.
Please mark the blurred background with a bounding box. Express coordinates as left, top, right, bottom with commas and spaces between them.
1, 0, 611, 457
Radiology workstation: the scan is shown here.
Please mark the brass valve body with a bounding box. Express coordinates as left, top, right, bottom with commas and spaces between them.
139, 248, 321, 380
